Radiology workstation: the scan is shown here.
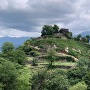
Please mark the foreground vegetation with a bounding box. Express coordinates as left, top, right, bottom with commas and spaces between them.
0, 25, 90, 90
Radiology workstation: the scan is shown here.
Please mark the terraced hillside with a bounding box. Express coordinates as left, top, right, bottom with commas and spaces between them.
19, 37, 90, 69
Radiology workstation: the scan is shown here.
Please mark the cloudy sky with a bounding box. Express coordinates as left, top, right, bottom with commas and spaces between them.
0, 0, 90, 37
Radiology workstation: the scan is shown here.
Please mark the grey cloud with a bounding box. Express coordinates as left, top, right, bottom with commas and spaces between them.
0, 0, 90, 37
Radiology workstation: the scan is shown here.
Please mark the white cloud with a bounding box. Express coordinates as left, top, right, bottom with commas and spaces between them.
0, 0, 32, 10
0, 26, 41, 38
0, 0, 8, 10
0, 0, 90, 36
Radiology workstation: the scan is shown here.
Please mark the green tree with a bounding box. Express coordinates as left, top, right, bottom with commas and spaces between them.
47, 49, 56, 68
3, 50, 27, 65
29, 50, 40, 57
69, 81, 87, 90
14, 50, 27, 65
82, 37, 87, 42
77, 59, 90, 69
46, 74, 69, 90
31, 69, 69, 90
74, 37, 77, 41
84, 72, 90, 89
53, 24, 59, 33
31, 70, 46, 90
86, 35, 90, 43
16, 67, 31, 90
65, 32, 72, 39
1, 42, 14, 53
41, 25, 54, 36
67, 68, 87, 85
31, 58, 38, 66
0, 58, 18, 90
77, 34, 82, 41
0, 83, 4, 90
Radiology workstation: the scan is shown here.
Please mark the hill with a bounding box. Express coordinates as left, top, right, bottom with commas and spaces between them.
0, 24, 90, 89
1, 36, 90, 89
19, 37, 90, 69
23, 38, 89, 56
80, 31, 90, 36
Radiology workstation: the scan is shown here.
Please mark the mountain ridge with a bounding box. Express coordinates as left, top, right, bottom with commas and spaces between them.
0, 37, 30, 51
80, 31, 90, 36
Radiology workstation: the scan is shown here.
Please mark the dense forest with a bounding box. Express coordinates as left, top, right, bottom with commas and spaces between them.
0, 25, 90, 90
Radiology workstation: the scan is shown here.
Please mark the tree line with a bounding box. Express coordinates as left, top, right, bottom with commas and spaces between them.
74, 34, 90, 43
41, 24, 90, 43
41, 24, 72, 39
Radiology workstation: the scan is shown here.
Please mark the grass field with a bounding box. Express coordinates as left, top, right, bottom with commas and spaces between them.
27, 56, 77, 70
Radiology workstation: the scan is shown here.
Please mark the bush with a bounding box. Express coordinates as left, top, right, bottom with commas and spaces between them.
69, 81, 87, 90
67, 68, 87, 86
1, 42, 14, 53
68, 50, 78, 58
14, 50, 27, 65
46, 49, 56, 69
31, 70, 46, 90
84, 72, 90, 89
31, 69, 69, 90
56, 56, 75, 62
29, 51, 40, 57
77, 59, 90, 71
77, 59, 89, 68
16, 67, 31, 90
0, 58, 18, 90
31, 58, 38, 66
22, 46, 33, 55
46, 75, 69, 90
2, 50, 27, 65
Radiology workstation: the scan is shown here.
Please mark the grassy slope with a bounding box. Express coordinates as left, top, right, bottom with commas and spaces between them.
14, 38, 90, 89
26, 38, 89, 57
11, 38, 90, 89
24, 38, 90, 69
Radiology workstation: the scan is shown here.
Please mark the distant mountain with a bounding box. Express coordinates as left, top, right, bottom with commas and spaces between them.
73, 31, 90, 37
0, 37, 30, 51
80, 31, 90, 37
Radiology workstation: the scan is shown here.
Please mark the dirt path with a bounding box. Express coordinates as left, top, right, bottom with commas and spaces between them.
57, 53, 78, 61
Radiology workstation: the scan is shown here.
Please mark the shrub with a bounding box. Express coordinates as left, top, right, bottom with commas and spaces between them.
22, 46, 33, 55
67, 68, 87, 85
68, 50, 78, 58
56, 56, 75, 62
29, 51, 40, 57
46, 75, 69, 90
2, 50, 27, 65
69, 81, 87, 90
77, 59, 90, 70
46, 49, 56, 69
84, 72, 90, 89
31, 70, 46, 90
31, 58, 38, 66
31, 69, 69, 90
1, 42, 14, 53
0, 58, 18, 90
14, 50, 27, 65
